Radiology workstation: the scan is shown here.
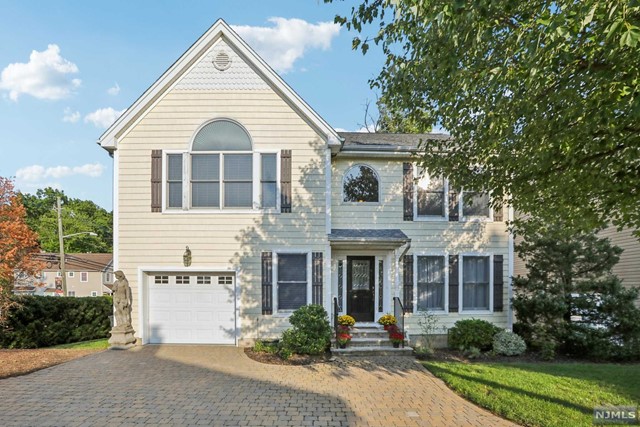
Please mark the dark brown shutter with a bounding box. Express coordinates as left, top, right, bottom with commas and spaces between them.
151, 150, 162, 212
493, 255, 504, 312
448, 189, 459, 221
312, 252, 323, 305
448, 255, 459, 312
280, 150, 292, 213
494, 204, 504, 222
402, 255, 413, 313
261, 252, 273, 315
403, 163, 413, 221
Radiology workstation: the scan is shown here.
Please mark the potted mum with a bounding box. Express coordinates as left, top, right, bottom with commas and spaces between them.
377, 313, 397, 330
336, 329, 352, 349
337, 314, 356, 328
387, 325, 404, 348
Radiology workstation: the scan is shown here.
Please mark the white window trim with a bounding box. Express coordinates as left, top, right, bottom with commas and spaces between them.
413, 252, 449, 314
162, 149, 281, 214
341, 163, 381, 205
67, 271, 75, 278
272, 250, 312, 317
56, 272, 62, 277
80, 272, 88, 282
68, 291, 76, 297
459, 253, 494, 314
91, 291, 98, 297
413, 164, 448, 221
459, 189, 494, 222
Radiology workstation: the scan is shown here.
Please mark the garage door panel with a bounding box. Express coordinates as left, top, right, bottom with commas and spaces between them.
147, 276, 236, 345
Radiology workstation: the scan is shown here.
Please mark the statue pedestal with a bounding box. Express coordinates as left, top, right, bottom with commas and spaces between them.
109, 326, 137, 350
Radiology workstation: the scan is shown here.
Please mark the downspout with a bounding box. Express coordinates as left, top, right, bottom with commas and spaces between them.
508, 205, 515, 331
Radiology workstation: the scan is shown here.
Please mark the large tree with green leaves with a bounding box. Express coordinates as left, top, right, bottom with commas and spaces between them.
20, 188, 112, 253
328, 0, 640, 233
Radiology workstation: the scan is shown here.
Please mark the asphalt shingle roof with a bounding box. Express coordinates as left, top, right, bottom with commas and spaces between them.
329, 229, 410, 242
338, 132, 451, 151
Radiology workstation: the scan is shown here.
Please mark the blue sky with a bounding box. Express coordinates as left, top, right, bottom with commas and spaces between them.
0, 1, 387, 210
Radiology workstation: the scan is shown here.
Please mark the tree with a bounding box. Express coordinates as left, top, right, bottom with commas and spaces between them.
20, 188, 112, 253
361, 97, 432, 133
0, 177, 42, 321
513, 223, 640, 360
327, 0, 640, 234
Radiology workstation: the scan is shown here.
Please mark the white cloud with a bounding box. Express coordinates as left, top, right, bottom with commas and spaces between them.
16, 163, 105, 182
0, 44, 81, 101
107, 82, 120, 96
62, 107, 80, 123
356, 124, 377, 133
84, 107, 125, 128
232, 18, 340, 73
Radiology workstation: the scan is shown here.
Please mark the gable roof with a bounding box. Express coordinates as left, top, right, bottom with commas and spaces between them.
338, 132, 451, 152
98, 19, 341, 151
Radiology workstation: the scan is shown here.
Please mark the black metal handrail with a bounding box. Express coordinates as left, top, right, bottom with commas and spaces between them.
333, 297, 339, 345
393, 296, 405, 348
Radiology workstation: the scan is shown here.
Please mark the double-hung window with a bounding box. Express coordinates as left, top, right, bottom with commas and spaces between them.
165, 119, 278, 211
461, 190, 491, 219
416, 169, 446, 219
462, 256, 491, 311
276, 253, 308, 311
416, 256, 446, 311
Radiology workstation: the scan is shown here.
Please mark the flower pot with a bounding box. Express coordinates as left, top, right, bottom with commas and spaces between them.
384, 325, 390, 331
392, 342, 400, 348
339, 343, 347, 349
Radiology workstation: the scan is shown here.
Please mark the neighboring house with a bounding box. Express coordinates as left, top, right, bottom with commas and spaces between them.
37, 253, 114, 297
98, 19, 513, 346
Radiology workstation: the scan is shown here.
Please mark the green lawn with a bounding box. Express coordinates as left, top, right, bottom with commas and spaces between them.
423, 361, 640, 427
51, 339, 109, 350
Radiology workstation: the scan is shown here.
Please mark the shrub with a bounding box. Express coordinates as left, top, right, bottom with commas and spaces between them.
449, 319, 500, 351
280, 305, 331, 355
493, 331, 527, 356
0, 295, 112, 348
464, 346, 482, 359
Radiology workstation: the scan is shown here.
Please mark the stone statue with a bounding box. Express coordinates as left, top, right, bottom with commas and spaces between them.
112, 270, 132, 330
109, 270, 136, 349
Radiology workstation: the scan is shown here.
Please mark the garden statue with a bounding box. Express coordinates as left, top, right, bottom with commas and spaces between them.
108, 270, 136, 349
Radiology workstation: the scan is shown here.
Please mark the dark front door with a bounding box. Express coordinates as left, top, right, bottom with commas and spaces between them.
347, 256, 375, 322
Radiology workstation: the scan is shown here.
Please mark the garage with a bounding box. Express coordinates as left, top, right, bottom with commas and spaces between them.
146, 273, 236, 344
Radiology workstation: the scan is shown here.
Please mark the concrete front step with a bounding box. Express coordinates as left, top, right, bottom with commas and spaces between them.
346, 338, 396, 348
332, 346, 414, 357
349, 329, 389, 339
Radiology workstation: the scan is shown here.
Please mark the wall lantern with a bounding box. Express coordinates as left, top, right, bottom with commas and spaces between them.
183, 246, 192, 267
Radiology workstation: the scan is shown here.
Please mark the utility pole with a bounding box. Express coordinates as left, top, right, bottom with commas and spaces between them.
57, 196, 67, 296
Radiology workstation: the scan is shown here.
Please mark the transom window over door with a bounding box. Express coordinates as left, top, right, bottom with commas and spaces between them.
165, 119, 278, 211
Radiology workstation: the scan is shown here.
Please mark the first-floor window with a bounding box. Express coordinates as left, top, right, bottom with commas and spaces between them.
462, 256, 490, 310
277, 253, 307, 311
417, 256, 446, 311
91, 291, 98, 297
68, 291, 76, 297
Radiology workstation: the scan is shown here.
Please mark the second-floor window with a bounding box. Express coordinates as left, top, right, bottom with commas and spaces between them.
166, 119, 278, 211
461, 190, 491, 218
416, 171, 445, 218
80, 272, 88, 282
343, 164, 379, 203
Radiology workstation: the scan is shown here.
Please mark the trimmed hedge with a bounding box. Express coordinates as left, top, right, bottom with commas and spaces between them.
449, 319, 501, 351
0, 295, 112, 348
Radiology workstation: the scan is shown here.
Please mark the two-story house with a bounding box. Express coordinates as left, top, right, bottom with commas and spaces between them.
38, 253, 113, 297
98, 19, 513, 346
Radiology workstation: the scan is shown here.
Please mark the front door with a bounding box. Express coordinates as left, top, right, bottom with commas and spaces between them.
347, 256, 375, 322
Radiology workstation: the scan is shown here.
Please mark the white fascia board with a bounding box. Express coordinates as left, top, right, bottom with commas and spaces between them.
98, 19, 340, 151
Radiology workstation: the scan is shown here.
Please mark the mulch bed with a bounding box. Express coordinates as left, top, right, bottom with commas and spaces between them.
244, 347, 333, 365
423, 348, 576, 363
0, 349, 101, 380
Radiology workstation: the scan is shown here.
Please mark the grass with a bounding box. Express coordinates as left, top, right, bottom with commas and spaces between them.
51, 339, 109, 350
423, 360, 640, 427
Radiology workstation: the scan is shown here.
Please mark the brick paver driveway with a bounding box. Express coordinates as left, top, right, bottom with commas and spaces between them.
0, 346, 516, 426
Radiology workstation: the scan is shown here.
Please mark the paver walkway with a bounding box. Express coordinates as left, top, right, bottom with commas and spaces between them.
0, 346, 517, 426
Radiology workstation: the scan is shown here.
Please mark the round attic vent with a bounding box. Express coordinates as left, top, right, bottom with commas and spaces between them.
213, 51, 231, 71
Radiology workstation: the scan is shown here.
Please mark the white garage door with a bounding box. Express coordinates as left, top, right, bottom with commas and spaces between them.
147, 273, 236, 344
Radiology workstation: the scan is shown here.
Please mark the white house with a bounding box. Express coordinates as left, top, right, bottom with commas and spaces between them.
99, 19, 513, 346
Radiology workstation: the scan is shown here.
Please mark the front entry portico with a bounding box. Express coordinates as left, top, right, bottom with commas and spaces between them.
329, 229, 411, 323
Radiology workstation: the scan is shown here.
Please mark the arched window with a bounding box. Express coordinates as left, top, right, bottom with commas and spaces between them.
166, 119, 278, 210
343, 165, 379, 203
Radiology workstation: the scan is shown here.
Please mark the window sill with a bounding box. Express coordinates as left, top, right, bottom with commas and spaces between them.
459, 309, 493, 315
414, 216, 448, 222
341, 201, 380, 205
415, 309, 448, 315
162, 208, 280, 215
460, 216, 493, 223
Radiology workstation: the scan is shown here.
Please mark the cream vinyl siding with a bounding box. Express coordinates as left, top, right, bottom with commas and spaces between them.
117, 89, 328, 343
599, 226, 640, 294
332, 157, 511, 331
